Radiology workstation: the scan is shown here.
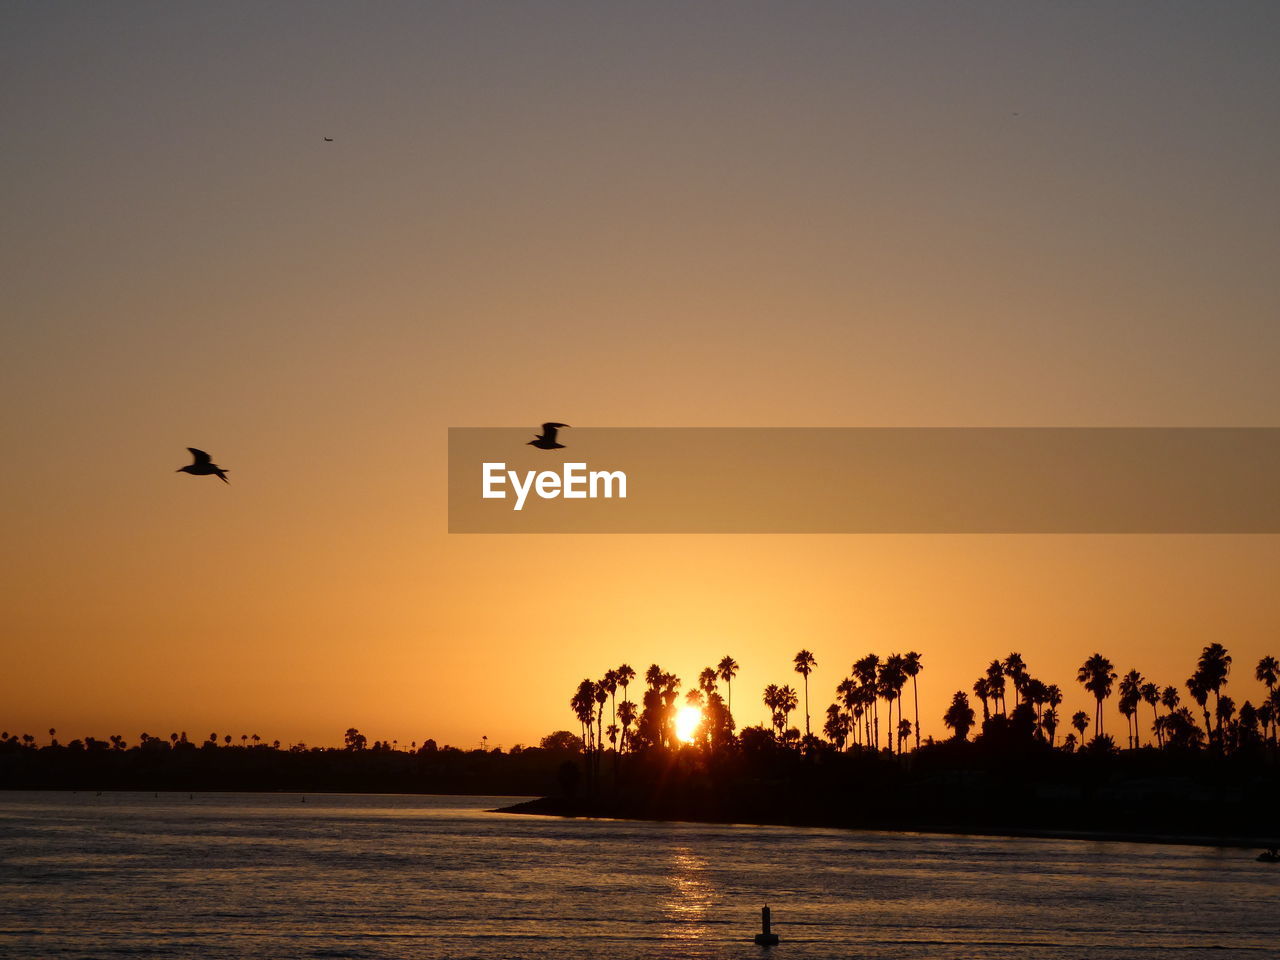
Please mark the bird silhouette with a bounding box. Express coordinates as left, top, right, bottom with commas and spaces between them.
528, 423, 570, 450
323, 137, 333, 142
177, 448, 230, 483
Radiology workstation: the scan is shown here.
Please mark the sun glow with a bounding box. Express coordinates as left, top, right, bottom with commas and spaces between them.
675, 705, 703, 743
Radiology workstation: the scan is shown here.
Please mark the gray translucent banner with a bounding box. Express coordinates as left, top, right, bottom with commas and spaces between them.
448, 428, 1280, 533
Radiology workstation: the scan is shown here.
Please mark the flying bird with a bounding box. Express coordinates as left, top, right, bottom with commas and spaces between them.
527, 423, 570, 450
323, 137, 333, 141
177, 448, 230, 484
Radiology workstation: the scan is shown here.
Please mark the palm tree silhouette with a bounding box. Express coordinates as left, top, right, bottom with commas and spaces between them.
1118, 669, 1144, 749
1140, 682, 1160, 747
594, 680, 609, 761
617, 699, 636, 753
1041, 706, 1059, 745
1256, 656, 1277, 743
603, 670, 619, 732
823, 703, 849, 750
793, 650, 817, 738
763, 684, 782, 737
698, 667, 718, 697
645, 663, 663, 691
616, 664, 636, 706
1216, 694, 1236, 731
716, 656, 739, 721
1196, 643, 1232, 743
972, 676, 991, 721
854, 655, 881, 747
943, 691, 975, 741
1046, 684, 1063, 739
903, 652, 923, 749
985, 660, 1007, 716
571, 679, 596, 756
1077, 654, 1116, 739
778, 685, 799, 741
1003, 653, 1028, 708
1071, 709, 1090, 742
1186, 672, 1212, 740
880, 655, 908, 753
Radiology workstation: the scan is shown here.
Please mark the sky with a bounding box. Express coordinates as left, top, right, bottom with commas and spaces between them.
3, 2, 1280, 749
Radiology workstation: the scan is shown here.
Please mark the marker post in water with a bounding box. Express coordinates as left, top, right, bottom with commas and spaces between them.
754, 905, 780, 946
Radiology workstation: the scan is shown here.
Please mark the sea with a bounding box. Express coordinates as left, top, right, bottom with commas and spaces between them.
0, 792, 1275, 959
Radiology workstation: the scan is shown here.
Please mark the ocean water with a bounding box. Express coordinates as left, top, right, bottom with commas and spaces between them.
0, 792, 1275, 959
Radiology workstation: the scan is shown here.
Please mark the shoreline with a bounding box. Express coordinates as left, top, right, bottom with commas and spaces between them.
496, 796, 1280, 851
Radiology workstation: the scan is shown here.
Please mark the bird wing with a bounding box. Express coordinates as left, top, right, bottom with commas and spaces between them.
539, 422, 569, 439
187, 448, 212, 464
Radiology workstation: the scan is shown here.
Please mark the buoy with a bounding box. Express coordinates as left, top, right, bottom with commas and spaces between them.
754, 905, 780, 946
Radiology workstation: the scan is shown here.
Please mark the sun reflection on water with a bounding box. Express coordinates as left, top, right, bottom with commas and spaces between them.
660, 846, 717, 943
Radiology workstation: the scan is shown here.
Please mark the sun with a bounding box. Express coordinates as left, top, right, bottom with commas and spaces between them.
675, 705, 703, 744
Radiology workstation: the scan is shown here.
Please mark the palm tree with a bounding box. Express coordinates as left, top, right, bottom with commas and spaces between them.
660, 673, 681, 748
1046, 683, 1063, 732
972, 676, 991, 721
1256, 656, 1278, 738
717, 656, 739, 721
1041, 707, 1059, 746
1196, 643, 1232, 739
854, 654, 881, 747
1257, 654, 1279, 689
763, 684, 783, 737
1186, 672, 1212, 738
594, 680, 609, 758
1118, 670, 1143, 749
985, 660, 1007, 716
1077, 654, 1116, 738
699, 667, 718, 696
943, 691, 975, 741
1003, 653, 1028, 707
617, 699, 636, 753
880, 655, 908, 753
645, 663, 663, 691
1259, 701, 1275, 747
1071, 710, 1090, 741
778, 685, 799, 741
617, 664, 636, 704
571, 679, 596, 754
903, 651, 923, 749
823, 704, 849, 750
1216, 694, 1236, 732
603, 669, 619, 730
1140, 682, 1160, 747
793, 650, 817, 738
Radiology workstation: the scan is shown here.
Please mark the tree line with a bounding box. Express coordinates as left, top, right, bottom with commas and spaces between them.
566, 644, 1280, 764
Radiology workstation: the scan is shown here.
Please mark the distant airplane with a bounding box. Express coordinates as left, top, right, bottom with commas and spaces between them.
177, 448, 230, 484
323, 137, 333, 142
528, 423, 570, 450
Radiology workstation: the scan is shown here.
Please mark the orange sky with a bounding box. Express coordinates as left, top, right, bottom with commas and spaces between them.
3, 4, 1280, 749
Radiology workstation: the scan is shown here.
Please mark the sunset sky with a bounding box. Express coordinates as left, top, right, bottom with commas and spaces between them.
4, 3, 1279, 749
